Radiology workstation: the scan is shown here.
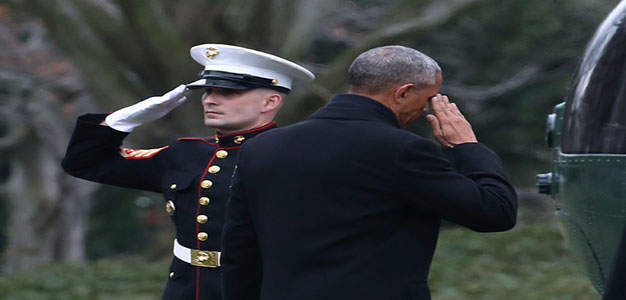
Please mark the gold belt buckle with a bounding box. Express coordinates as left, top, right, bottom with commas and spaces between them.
191, 250, 220, 268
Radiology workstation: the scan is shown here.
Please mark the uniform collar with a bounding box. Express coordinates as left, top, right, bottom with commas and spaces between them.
215, 122, 277, 147
309, 94, 400, 127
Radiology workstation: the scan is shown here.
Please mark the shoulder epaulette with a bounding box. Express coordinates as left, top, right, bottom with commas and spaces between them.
119, 146, 169, 159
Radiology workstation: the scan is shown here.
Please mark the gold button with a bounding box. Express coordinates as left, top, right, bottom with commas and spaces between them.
170, 184, 177, 190
208, 165, 221, 174
197, 215, 208, 224
165, 200, 176, 216
201, 180, 213, 189
233, 135, 245, 144
197, 232, 208, 241
271, 79, 279, 85
199, 197, 210, 205
216, 150, 228, 158
169, 272, 175, 278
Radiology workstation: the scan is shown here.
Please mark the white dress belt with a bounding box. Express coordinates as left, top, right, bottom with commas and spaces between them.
173, 239, 221, 268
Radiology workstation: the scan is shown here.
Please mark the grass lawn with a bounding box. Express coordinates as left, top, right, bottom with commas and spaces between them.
0, 222, 600, 300
429, 224, 599, 300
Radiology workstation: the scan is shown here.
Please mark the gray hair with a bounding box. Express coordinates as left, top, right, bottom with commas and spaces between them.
348, 45, 441, 94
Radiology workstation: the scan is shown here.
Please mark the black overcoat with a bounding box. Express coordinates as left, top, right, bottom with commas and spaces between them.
62, 113, 276, 300
221, 94, 518, 300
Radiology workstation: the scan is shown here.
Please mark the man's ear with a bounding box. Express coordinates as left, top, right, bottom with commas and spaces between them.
393, 84, 414, 103
261, 93, 282, 113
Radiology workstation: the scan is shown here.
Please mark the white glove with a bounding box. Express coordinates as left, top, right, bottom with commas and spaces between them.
105, 84, 191, 132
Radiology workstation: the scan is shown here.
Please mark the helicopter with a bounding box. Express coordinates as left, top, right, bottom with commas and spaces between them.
536, 0, 626, 298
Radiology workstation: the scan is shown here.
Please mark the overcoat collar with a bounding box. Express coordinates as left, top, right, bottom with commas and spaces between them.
309, 94, 400, 128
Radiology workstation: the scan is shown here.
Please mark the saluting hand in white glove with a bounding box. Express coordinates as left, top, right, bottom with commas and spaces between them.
104, 84, 191, 132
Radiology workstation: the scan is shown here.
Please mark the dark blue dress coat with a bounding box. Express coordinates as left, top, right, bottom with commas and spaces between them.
62, 113, 276, 300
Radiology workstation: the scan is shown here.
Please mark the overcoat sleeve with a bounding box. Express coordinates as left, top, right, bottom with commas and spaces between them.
61, 113, 167, 193
221, 146, 262, 300
395, 140, 518, 232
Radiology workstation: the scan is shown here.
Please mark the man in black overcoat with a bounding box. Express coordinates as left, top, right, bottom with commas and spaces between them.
221, 45, 518, 300
61, 44, 314, 300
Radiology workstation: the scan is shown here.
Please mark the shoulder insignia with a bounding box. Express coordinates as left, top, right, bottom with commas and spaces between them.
120, 146, 169, 159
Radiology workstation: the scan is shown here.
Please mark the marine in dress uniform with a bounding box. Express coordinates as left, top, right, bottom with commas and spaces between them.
221, 46, 518, 300
61, 44, 314, 300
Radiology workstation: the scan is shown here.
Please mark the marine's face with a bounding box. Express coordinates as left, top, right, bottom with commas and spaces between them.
397, 73, 443, 128
201, 87, 267, 132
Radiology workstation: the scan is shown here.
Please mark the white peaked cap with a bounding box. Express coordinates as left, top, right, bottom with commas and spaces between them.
186, 44, 315, 92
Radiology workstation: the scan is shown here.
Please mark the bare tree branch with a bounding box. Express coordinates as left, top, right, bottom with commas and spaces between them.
444, 65, 543, 106
318, 0, 487, 91
278, 0, 338, 59
365, 0, 483, 42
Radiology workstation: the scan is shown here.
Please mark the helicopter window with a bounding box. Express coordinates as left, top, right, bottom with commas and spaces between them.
561, 17, 626, 154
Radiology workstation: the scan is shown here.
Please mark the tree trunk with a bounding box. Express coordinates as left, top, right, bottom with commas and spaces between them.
2, 148, 97, 273
0, 11, 98, 273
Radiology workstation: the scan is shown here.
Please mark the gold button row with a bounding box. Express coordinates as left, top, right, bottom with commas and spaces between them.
208, 165, 221, 174
201, 180, 212, 189
197, 215, 208, 224
216, 150, 228, 158
171, 179, 216, 190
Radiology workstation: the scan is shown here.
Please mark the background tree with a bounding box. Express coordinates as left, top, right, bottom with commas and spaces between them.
0, 11, 98, 272
0, 0, 616, 273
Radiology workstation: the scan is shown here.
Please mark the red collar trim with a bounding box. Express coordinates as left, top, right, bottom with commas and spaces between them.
176, 137, 217, 145
215, 122, 277, 138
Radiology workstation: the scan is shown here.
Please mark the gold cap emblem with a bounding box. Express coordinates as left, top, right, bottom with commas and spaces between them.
206, 47, 219, 59
233, 135, 246, 144
165, 200, 176, 216
271, 79, 279, 85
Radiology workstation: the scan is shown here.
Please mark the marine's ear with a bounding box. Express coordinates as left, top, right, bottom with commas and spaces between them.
261, 92, 283, 113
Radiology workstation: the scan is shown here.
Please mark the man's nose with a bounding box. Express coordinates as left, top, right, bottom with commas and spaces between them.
202, 93, 220, 105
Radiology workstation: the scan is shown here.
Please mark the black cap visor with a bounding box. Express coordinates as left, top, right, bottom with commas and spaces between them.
186, 70, 290, 93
